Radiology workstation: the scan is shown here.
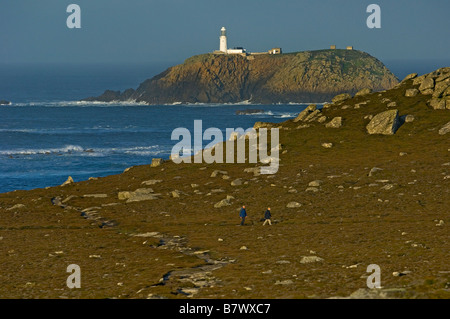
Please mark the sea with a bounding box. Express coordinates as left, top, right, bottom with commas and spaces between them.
0, 60, 446, 193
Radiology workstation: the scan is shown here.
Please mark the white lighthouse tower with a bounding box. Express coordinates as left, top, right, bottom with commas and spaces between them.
219, 27, 227, 53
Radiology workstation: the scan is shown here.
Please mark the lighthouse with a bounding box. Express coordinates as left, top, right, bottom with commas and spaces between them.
219, 27, 227, 53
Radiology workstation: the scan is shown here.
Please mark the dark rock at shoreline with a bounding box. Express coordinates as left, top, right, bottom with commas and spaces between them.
0, 100, 11, 105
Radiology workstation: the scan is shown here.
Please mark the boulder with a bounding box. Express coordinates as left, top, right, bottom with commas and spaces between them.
151, 158, 164, 167
401, 73, 418, 82
366, 109, 402, 135
299, 256, 324, 264
429, 98, 446, 110
332, 93, 352, 104
0, 100, 11, 105
404, 115, 415, 123
325, 117, 343, 128
214, 198, 232, 208
368, 167, 383, 177
118, 188, 159, 202
419, 77, 435, 93
321, 142, 333, 148
231, 178, 243, 186
432, 80, 450, 98
61, 176, 74, 186
286, 202, 302, 208
439, 121, 450, 135
308, 180, 323, 187
354, 88, 372, 97
405, 89, 419, 97
293, 104, 317, 122
303, 109, 321, 122
317, 116, 327, 123
211, 170, 228, 177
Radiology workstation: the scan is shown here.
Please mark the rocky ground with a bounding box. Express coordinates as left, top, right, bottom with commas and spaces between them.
0, 68, 449, 299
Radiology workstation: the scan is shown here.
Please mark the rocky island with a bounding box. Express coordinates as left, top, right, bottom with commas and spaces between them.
0, 100, 11, 105
83, 49, 399, 104
1, 67, 449, 299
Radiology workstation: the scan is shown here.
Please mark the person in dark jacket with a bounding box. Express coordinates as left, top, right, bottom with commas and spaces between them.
239, 205, 247, 226
263, 207, 272, 226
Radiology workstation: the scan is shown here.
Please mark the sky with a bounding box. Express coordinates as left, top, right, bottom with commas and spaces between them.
0, 0, 449, 66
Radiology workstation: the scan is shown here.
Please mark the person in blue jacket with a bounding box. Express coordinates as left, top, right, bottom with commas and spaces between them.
239, 205, 247, 226
263, 207, 272, 226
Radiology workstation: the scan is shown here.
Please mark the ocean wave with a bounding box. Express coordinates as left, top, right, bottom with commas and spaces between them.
0, 145, 85, 156
0, 145, 169, 157
10, 100, 149, 107
0, 125, 165, 135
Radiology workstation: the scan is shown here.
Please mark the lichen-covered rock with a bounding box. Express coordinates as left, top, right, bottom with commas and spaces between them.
293, 104, 316, 122
332, 93, 352, 104
151, 158, 164, 167
366, 110, 402, 135
419, 77, 435, 93
401, 73, 418, 82
439, 121, 450, 135
354, 88, 372, 97
325, 117, 343, 128
429, 98, 446, 110
405, 89, 419, 97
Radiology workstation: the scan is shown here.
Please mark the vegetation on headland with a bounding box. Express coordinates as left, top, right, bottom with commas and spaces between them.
83, 49, 399, 104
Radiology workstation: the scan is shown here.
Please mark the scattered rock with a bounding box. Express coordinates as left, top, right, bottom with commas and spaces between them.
366, 109, 402, 135
439, 121, 450, 135
214, 197, 232, 208
305, 187, 319, 192
293, 104, 316, 122
354, 88, 372, 97
142, 179, 163, 185
243, 167, 260, 176
321, 142, 333, 148
332, 93, 352, 104
429, 98, 447, 110
6, 204, 25, 211
83, 194, 108, 198
275, 280, 294, 285
405, 89, 419, 97
211, 170, 228, 177
325, 117, 343, 128
239, 246, 248, 250
286, 202, 302, 208
419, 77, 435, 94
401, 73, 418, 82
61, 176, 74, 186
317, 115, 327, 123
308, 180, 323, 187
299, 256, 324, 264
231, 179, 243, 186
151, 158, 164, 167
404, 114, 415, 123
118, 188, 159, 203
387, 102, 397, 108
368, 167, 383, 177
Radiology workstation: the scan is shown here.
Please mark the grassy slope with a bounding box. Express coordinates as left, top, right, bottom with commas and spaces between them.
0, 78, 449, 299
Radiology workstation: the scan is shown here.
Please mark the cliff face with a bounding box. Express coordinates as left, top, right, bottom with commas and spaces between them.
84, 49, 399, 104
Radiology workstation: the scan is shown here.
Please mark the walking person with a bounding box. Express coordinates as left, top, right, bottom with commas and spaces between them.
239, 205, 247, 226
263, 207, 272, 226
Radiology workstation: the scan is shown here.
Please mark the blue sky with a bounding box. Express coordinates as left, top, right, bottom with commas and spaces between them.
1, 0, 449, 65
